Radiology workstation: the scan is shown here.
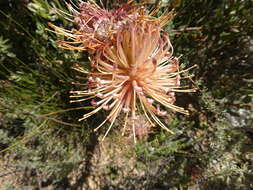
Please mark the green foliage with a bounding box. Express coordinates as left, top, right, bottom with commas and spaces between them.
0, 1, 90, 188
0, 36, 16, 62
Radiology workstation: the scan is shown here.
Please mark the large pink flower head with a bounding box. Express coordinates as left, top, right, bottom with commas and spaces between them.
70, 21, 196, 142
49, 1, 195, 141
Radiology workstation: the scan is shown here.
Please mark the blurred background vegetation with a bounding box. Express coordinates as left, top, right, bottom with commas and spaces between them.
0, 0, 252, 189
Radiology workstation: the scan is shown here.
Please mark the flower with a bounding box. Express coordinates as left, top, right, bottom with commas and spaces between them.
48, 1, 174, 53
49, 1, 195, 141
70, 21, 196, 142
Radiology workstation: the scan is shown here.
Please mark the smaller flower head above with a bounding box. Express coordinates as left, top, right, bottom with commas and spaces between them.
49, 0, 174, 53
70, 21, 196, 142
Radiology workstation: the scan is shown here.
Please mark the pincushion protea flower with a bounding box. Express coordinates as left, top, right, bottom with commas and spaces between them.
49, 1, 195, 141
48, 0, 174, 53
70, 22, 196, 142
